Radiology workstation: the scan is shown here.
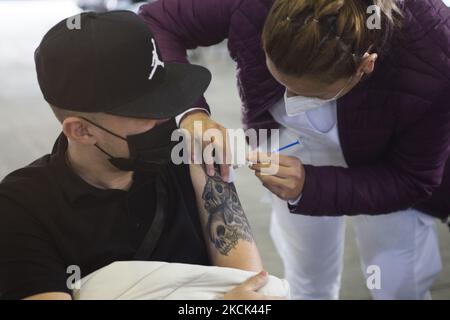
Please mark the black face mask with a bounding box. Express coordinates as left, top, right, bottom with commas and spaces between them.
81, 117, 177, 173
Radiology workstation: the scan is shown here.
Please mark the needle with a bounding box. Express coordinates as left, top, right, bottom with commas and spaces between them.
232, 140, 301, 169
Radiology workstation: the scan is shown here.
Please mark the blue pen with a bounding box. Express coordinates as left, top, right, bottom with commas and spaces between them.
272, 139, 301, 153
232, 139, 301, 169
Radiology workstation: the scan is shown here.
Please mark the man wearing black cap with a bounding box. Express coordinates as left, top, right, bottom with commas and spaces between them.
0, 11, 269, 300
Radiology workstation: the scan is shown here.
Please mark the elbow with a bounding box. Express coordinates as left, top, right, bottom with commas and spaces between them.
407, 174, 442, 206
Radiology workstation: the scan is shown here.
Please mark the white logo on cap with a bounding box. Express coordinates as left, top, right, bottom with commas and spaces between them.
149, 38, 165, 80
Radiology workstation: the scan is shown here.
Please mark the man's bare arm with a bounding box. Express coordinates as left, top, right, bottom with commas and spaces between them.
190, 165, 263, 272
23, 292, 72, 300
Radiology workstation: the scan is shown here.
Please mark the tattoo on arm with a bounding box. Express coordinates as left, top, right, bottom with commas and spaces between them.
202, 172, 253, 256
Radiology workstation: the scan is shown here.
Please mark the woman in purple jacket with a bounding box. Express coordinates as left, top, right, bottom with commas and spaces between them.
139, 0, 450, 299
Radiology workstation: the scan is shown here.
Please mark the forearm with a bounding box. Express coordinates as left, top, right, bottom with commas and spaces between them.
290, 88, 450, 217
289, 163, 435, 216
23, 292, 72, 300
175, 108, 210, 127
189, 165, 263, 272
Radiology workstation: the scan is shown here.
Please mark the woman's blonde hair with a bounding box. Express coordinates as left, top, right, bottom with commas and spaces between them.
374, 0, 402, 23
262, 0, 403, 83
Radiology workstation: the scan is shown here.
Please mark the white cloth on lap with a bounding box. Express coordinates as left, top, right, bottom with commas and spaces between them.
73, 261, 290, 300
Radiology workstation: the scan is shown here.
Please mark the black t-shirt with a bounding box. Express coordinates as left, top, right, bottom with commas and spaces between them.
0, 133, 210, 300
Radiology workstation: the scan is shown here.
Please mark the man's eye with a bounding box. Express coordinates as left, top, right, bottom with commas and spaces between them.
215, 184, 223, 193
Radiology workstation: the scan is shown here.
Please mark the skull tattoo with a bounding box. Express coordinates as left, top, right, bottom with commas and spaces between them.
202, 173, 253, 255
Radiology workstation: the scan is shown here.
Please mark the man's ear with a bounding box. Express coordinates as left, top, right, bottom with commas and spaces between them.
358, 52, 378, 76
62, 117, 96, 145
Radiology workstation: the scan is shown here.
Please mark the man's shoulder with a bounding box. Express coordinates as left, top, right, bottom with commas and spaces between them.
167, 163, 192, 178
1, 154, 53, 188
166, 163, 198, 196
0, 154, 54, 215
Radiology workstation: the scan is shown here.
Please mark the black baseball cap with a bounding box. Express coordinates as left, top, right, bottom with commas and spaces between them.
34, 11, 211, 119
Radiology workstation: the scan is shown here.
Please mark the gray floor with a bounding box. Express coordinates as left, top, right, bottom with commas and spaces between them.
0, 0, 449, 299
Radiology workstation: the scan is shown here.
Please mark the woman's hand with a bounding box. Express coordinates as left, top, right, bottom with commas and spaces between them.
180, 110, 230, 181
224, 271, 286, 300
249, 153, 305, 202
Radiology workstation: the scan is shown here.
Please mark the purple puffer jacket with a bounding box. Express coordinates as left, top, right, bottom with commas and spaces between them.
139, 0, 450, 220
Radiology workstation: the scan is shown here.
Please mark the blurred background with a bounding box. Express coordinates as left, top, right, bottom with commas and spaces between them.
0, 0, 449, 299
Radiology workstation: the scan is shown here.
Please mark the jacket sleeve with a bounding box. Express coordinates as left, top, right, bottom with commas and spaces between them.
139, 0, 243, 112
289, 88, 450, 216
